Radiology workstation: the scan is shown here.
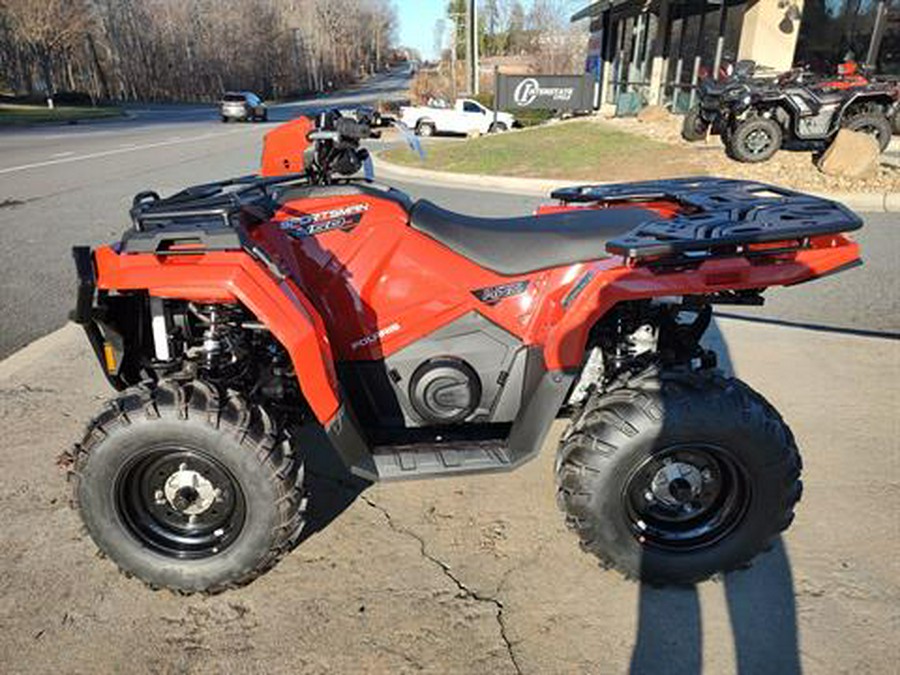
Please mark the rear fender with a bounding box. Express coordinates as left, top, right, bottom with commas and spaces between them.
92, 246, 341, 423
542, 235, 860, 370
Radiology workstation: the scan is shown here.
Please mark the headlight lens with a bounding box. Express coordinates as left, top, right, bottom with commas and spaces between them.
724, 85, 750, 101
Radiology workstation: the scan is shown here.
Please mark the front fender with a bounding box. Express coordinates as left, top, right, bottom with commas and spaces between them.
93, 246, 341, 423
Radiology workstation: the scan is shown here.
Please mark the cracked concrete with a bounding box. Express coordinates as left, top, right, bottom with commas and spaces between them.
361, 495, 523, 675
0, 319, 898, 674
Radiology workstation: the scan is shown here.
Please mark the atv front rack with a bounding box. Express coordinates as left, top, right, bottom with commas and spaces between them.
551, 178, 863, 260
121, 173, 309, 254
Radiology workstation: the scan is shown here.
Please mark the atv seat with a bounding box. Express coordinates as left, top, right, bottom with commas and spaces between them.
409, 200, 655, 275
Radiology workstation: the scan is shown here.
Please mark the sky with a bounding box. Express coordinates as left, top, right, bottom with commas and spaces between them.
396, 0, 452, 60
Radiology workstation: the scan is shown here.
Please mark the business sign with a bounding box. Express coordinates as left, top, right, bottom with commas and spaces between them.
497, 74, 594, 111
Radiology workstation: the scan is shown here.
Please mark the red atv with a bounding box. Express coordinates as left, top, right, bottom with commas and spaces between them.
65, 111, 862, 593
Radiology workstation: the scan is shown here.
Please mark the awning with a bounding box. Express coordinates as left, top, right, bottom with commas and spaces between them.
570, 0, 655, 22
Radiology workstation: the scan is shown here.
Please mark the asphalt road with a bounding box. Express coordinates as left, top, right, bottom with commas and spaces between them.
0, 68, 897, 361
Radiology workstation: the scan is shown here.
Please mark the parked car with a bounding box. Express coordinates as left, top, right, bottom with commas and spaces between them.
400, 98, 515, 136
220, 91, 268, 123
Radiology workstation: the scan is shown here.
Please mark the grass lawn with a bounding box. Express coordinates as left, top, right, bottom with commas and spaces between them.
383, 120, 706, 182
0, 103, 124, 126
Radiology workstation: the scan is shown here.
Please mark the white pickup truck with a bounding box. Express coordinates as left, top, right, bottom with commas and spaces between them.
400, 98, 516, 136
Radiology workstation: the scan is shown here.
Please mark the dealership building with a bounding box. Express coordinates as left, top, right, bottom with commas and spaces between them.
572, 0, 900, 112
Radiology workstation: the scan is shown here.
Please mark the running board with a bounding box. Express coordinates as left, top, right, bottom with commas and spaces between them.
371, 439, 511, 481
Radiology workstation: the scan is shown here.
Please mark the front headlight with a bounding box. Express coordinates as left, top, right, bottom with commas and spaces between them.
724, 85, 750, 101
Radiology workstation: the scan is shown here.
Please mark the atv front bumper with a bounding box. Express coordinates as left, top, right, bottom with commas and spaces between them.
71, 246, 128, 389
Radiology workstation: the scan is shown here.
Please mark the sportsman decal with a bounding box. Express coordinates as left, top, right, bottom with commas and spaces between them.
279, 203, 369, 237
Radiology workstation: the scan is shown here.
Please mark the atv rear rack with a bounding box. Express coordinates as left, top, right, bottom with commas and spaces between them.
551, 178, 863, 260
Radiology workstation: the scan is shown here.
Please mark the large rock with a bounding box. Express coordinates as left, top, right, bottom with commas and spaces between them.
817, 129, 880, 177
637, 105, 670, 123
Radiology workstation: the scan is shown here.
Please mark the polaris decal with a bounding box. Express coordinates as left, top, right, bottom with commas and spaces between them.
350, 322, 401, 350
279, 203, 369, 237
472, 280, 530, 305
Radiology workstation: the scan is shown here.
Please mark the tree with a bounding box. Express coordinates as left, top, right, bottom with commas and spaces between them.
2, 0, 92, 106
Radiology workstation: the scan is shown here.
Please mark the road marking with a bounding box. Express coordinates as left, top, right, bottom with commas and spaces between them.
50, 151, 74, 158
0, 126, 259, 175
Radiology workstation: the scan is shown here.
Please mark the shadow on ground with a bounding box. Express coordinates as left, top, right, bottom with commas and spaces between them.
629, 319, 800, 674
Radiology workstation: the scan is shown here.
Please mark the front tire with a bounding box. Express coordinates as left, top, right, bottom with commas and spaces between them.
66, 380, 306, 593
489, 121, 508, 133
556, 368, 801, 585
726, 116, 783, 163
681, 106, 708, 142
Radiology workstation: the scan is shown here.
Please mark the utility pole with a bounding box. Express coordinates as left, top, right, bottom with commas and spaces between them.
448, 12, 462, 104
467, 0, 479, 95
449, 18, 458, 101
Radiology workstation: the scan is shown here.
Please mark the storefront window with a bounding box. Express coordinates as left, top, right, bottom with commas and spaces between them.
795, 0, 882, 73
875, 2, 900, 74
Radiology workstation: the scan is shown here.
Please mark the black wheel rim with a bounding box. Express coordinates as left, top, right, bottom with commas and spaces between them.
623, 444, 750, 551
116, 446, 246, 559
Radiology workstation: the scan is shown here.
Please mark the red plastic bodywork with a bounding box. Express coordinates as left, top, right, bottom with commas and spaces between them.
260, 116, 314, 177
93, 123, 861, 424
94, 188, 859, 426
93, 245, 341, 422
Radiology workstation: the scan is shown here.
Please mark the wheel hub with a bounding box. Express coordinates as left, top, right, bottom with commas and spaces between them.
161, 464, 219, 515
746, 129, 771, 153
649, 460, 704, 508
623, 445, 750, 551
117, 448, 245, 559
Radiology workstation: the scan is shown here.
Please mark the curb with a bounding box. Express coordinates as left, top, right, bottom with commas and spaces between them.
0, 323, 81, 382
374, 155, 900, 212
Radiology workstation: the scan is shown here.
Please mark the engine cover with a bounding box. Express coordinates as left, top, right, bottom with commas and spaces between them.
337, 312, 527, 429
409, 357, 481, 424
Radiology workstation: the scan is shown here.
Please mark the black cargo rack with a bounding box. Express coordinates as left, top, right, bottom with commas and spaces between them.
551, 178, 863, 260
121, 173, 307, 254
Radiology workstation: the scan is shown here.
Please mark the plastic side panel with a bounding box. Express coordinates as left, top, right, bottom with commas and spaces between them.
93, 246, 341, 422
261, 117, 314, 177
542, 237, 861, 370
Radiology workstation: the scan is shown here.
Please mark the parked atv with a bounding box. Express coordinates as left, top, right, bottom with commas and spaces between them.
686, 59, 898, 162
65, 110, 863, 593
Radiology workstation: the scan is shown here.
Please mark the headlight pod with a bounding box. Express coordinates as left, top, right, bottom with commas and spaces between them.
724, 85, 750, 101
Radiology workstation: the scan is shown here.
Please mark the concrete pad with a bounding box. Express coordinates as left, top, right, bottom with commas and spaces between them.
0, 319, 897, 673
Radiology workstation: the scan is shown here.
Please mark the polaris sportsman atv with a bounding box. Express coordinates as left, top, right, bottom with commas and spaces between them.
684, 58, 898, 162
65, 111, 863, 593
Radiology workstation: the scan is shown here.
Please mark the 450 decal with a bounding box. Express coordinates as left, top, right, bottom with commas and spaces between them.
279, 203, 369, 237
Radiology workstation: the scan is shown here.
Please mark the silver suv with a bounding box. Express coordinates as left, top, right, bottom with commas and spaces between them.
220, 92, 268, 123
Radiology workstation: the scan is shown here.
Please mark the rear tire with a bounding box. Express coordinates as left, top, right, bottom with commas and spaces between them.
66, 380, 306, 594
726, 116, 783, 163
555, 367, 801, 585
843, 111, 892, 152
681, 106, 708, 142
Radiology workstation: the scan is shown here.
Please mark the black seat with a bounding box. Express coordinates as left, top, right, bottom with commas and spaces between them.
409, 199, 655, 275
